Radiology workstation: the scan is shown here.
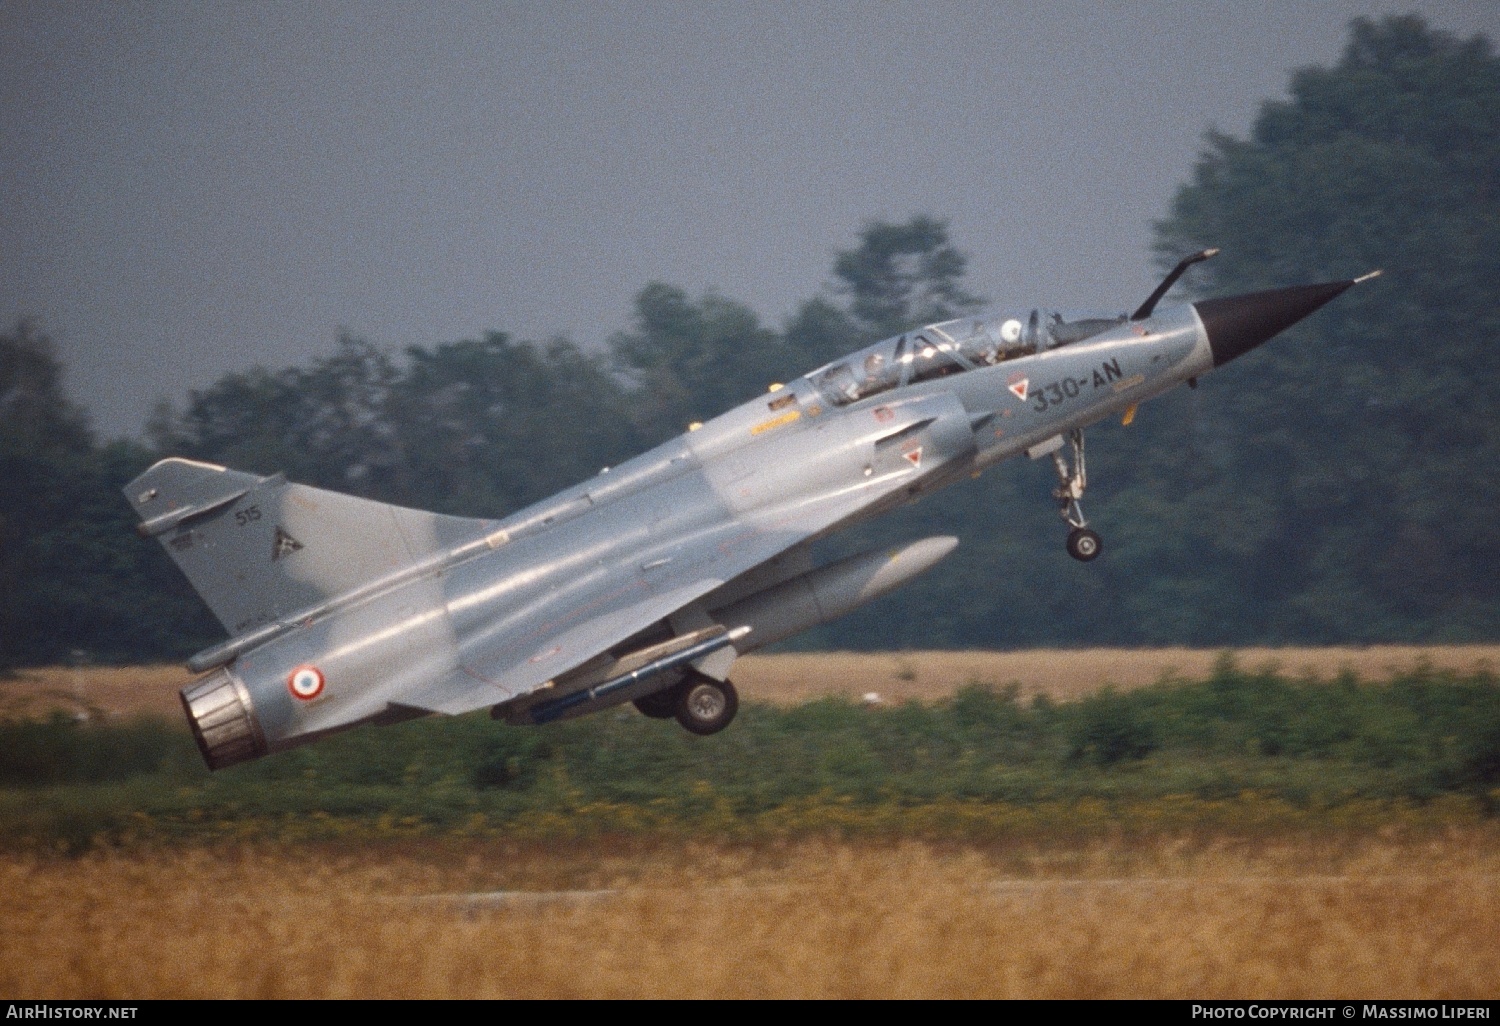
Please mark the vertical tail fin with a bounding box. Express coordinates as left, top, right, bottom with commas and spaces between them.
126, 458, 489, 636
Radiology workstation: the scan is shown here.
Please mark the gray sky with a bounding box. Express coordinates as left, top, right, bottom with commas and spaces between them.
4, 1, 1498, 438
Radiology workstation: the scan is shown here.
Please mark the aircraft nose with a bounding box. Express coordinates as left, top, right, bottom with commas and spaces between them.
1194, 279, 1356, 367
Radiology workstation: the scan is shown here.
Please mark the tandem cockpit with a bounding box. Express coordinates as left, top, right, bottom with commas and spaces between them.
806, 309, 1128, 407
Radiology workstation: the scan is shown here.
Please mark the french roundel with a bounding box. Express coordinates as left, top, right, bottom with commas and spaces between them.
287, 665, 325, 701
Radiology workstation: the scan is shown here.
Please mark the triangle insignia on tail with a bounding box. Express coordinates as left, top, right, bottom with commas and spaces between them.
272, 527, 304, 561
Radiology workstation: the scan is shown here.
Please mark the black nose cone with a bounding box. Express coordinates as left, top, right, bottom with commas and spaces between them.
1195, 279, 1355, 367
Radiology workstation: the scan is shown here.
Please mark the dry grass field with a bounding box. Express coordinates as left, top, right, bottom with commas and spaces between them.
3, 833, 1498, 999
735, 646, 1500, 706
6, 645, 1499, 720
6, 653, 1500, 998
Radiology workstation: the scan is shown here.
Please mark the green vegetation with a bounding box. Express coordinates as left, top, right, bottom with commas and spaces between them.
1129, 14, 1500, 644
1, 15, 1497, 667
3, 662, 1498, 849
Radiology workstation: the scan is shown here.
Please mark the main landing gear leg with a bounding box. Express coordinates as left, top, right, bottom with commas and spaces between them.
1051, 429, 1102, 562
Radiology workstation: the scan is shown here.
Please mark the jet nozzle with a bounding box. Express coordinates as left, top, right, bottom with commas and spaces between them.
1194, 278, 1360, 367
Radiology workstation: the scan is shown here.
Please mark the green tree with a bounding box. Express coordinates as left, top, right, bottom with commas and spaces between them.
0, 319, 93, 458
387, 333, 641, 516
782, 215, 982, 374
782, 295, 866, 371
1133, 14, 1500, 642
150, 330, 640, 520
148, 333, 403, 499
610, 283, 787, 444
831, 215, 982, 339
0, 322, 217, 666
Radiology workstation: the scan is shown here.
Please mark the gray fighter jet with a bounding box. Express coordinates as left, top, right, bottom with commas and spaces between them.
126, 251, 1376, 769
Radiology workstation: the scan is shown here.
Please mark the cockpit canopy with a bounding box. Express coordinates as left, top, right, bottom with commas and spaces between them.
806, 310, 1128, 407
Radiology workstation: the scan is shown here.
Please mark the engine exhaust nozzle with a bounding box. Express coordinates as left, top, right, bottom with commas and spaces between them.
181, 667, 266, 770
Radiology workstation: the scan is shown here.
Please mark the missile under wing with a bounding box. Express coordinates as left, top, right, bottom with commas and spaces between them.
126, 250, 1376, 768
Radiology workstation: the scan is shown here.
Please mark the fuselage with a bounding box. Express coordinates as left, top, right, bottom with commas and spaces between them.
207, 301, 1212, 749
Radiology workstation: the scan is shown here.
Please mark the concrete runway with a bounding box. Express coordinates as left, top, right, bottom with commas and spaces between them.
395, 875, 1500, 912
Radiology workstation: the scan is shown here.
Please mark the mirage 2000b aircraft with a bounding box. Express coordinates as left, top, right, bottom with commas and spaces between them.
126, 251, 1376, 769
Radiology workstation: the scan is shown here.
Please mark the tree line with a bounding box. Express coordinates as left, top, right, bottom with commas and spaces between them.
2, 15, 1496, 667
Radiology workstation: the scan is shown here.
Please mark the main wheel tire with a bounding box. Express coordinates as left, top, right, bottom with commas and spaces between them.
675, 675, 739, 736
1066, 527, 1102, 562
632, 687, 678, 719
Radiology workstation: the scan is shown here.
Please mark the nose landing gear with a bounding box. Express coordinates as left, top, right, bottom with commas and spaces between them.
1051, 429, 1102, 562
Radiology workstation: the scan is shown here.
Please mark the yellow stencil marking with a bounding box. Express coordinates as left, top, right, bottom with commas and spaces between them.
1111, 373, 1146, 393
751, 409, 801, 435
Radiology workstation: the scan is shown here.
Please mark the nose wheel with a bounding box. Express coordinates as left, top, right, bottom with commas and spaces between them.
1052, 429, 1103, 562
1066, 527, 1102, 561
